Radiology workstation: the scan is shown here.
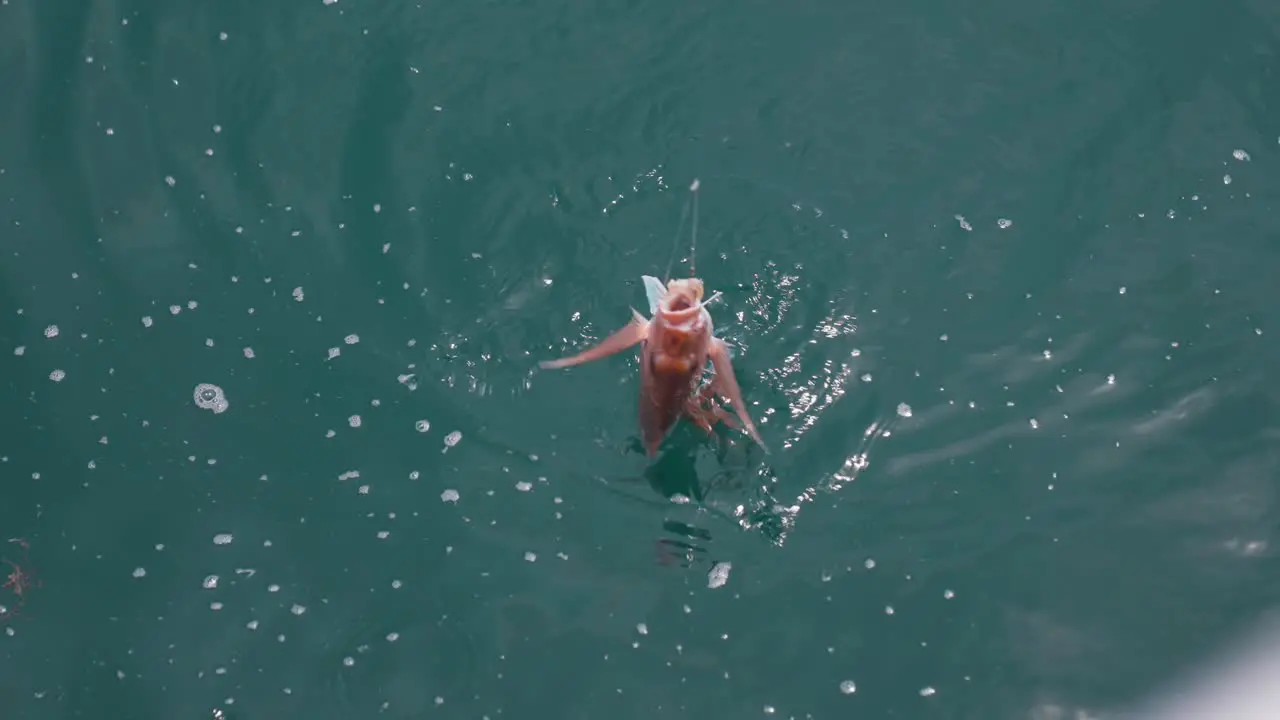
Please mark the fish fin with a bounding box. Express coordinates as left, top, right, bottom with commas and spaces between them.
708, 338, 768, 453
642, 275, 667, 315
540, 315, 649, 370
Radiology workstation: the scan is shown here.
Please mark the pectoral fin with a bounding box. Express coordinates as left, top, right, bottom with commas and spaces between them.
540, 311, 649, 370
708, 338, 768, 453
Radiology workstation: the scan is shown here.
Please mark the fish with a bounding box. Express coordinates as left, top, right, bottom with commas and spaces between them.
539, 180, 768, 457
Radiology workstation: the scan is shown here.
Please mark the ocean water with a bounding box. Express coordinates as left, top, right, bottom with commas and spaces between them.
2, 0, 1279, 718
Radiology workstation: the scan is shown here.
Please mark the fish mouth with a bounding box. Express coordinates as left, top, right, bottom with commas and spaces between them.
666, 295, 697, 312
660, 294, 702, 322
660, 279, 705, 321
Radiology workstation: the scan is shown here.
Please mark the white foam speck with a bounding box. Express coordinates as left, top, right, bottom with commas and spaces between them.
203, 575, 219, 589
441, 489, 460, 503
515, 481, 532, 492
524, 551, 537, 562
840, 680, 856, 695
707, 561, 732, 589
896, 403, 912, 418
213, 533, 233, 545
132, 567, 146, 578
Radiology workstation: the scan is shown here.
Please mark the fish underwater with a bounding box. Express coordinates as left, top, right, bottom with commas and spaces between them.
540, 180, 768, 457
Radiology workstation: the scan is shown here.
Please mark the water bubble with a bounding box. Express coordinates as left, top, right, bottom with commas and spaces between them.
44, 325, 59, 338
344, 334, 359, 345
132, 567, 147, 578
193, 383, 229, 414
515, 481, 532, 492
243, 347, 255, 358
292, 287, 304, 302
415, 419, 430, 433
290, 604, 306, 616
920, 687, 936, 697
348, 415, 362, 428
49, 369, 66, 382
524, 551, 537, 562
840, 680, 857, 695
997, 218, 1013, 229
203, 575, 219, 589
141, 316, 153, 327
213, 533, 233, 545
443, 431, 462, 450
440, 489, 460, 503
896, 403, 912, 418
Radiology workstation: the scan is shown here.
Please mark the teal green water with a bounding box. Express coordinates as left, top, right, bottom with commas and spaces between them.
3, 1, 1280, 718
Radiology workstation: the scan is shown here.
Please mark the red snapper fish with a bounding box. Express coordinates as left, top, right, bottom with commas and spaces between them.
540, 273, 768, 457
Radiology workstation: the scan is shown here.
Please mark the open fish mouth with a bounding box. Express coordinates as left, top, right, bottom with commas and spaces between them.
659, 279, 706, 319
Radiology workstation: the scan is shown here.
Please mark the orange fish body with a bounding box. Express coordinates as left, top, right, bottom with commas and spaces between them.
541, 276, 767, 457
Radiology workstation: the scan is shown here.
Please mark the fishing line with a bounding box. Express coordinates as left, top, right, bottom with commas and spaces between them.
661, 182, 694, 282
689, 178, 700, 277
